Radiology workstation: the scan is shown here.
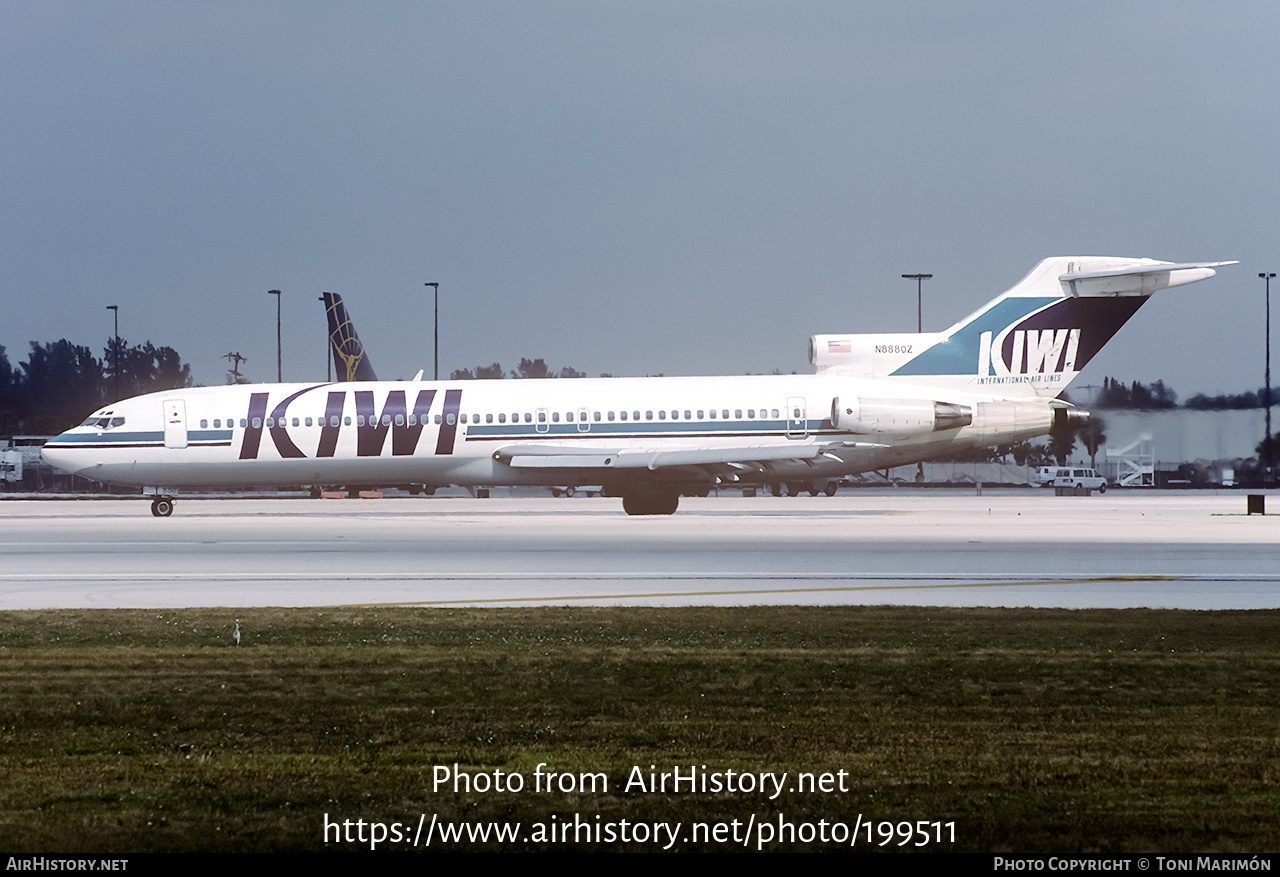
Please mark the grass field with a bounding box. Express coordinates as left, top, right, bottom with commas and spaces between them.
1, 606, 1277, 852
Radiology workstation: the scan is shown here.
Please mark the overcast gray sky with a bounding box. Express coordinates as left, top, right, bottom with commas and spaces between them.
3, 2, 1277, 399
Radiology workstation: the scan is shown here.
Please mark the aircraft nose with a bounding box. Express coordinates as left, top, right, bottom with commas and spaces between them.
41, 432, 90, 475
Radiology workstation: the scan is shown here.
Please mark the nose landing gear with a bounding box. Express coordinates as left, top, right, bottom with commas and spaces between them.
150, 496, 175, 517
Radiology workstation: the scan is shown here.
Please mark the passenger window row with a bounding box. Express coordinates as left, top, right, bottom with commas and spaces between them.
200, 407, 792, 431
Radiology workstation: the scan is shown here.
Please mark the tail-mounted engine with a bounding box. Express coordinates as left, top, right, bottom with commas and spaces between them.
830, 396, 972, 434
1052, 407, 1090, 432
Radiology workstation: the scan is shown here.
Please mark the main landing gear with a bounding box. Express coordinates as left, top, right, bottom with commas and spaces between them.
150, 495, 175, 517
621, 490, 679, 516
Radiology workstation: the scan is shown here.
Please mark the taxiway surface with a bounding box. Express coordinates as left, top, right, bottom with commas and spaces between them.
0, 492, 1276, 610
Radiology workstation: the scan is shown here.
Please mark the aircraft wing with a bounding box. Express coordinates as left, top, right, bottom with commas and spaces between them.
492, 441, 886, 471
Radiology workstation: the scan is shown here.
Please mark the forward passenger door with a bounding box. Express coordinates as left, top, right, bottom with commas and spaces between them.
163, 400, 188, 449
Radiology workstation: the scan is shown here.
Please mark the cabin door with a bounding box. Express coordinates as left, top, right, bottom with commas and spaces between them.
163, 400, 188, 449
785, 396, 808, 439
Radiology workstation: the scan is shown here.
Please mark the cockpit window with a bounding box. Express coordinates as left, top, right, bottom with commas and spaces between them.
83, 414, 125, 429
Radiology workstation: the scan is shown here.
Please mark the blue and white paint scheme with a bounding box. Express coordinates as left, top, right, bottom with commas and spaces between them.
43, 256, 1231, 516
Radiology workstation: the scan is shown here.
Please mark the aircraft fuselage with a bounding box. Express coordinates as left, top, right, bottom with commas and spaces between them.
42, 373, 1046, 492
42, 256, 1233, 515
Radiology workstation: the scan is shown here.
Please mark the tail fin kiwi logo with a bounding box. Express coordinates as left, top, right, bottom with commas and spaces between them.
978, 328, 1080, 378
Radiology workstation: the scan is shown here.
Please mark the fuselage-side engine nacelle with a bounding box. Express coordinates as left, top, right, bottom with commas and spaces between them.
830, 396, 972, 434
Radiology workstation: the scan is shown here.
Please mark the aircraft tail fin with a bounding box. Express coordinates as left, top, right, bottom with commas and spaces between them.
323, 292, 378, 382
812, 257, 1233, 396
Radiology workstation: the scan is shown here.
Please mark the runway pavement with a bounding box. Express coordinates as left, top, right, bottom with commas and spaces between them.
1, 491, 1277, 610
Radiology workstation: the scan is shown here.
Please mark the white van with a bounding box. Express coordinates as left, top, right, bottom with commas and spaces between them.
1047, 467, 1107, 492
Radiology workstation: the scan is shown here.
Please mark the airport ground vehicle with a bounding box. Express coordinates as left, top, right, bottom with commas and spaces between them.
1046, 467, 1108, 492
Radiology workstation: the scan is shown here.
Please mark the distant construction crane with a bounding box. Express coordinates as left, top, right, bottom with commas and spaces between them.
224, 352, 248, 385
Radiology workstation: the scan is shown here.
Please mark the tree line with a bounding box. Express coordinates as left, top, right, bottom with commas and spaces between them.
1, 345, 592, 436
1097, 376, 1278, 411
449, 357, 591, 380
0, 340, 191, 436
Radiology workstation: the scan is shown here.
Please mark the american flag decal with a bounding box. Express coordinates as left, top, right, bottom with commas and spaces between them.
827, 339, 851, 354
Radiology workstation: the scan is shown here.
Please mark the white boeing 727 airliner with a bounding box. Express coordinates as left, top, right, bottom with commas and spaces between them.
43, 256, 1232, 516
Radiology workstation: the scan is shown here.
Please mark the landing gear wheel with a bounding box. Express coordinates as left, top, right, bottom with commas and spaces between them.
824, 483, 838, 497
622, 491, 680, 516
151, 497, 174, 517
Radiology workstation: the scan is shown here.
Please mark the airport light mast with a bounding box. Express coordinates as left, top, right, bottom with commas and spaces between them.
319, 295, 330, 381
425, 282, 440, 381
106, 305, 119, 402
902, 273, 932, 483
902, 273, 932, 333
1263, 272, 1275, 484
268, 289, 282, 382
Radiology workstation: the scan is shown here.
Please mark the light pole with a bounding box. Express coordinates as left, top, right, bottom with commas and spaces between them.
425, 282, 440, 380
319, 295, 330, 382
268, 289, 281, 382
901, 274, 932, 483
106, 305, 119, 401
1262, 273, 1275, 483
902, 274, 932, 333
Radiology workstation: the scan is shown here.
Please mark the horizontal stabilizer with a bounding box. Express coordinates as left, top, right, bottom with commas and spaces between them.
1058, 261, 1237, 297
